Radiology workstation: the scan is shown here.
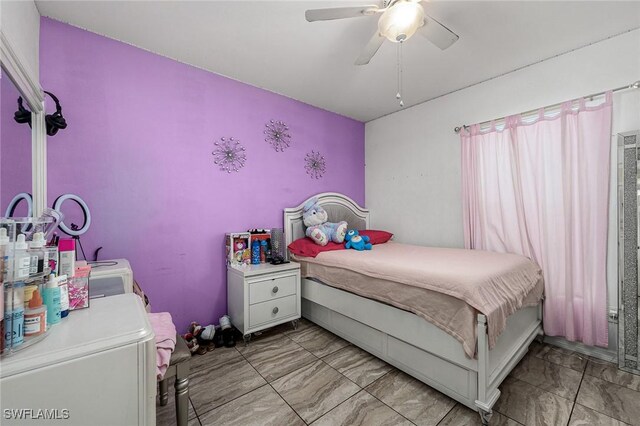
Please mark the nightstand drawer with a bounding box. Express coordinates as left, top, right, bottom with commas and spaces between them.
249, 295, 297, 328
249, 274, 297, 305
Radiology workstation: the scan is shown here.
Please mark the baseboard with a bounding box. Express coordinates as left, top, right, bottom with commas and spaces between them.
543, 336, 617, 362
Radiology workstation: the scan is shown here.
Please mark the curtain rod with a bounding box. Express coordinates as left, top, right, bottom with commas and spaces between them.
454, 80, 640, 134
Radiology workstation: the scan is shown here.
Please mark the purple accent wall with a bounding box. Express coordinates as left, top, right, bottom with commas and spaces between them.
40, 18, 364, 332
1, 69, 33, 216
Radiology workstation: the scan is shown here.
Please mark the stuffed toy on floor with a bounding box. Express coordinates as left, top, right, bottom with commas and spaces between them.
345, 230, 372, 251
303, 197, 348, 246
187, 322, 216, 354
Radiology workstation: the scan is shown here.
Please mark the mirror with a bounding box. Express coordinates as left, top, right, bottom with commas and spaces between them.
1, 68, 33, 217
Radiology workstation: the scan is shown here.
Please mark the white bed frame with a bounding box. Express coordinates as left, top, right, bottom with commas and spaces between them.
284, 193, 543, 424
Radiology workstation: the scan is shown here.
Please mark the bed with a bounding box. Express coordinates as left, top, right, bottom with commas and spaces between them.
284, 192, 544, 425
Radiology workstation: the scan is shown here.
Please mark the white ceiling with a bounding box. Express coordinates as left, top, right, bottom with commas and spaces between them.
36, 1, 640, 122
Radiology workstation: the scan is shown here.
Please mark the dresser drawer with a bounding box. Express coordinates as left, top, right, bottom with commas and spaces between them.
249, 274, 297, 305
249, 295, 298, 328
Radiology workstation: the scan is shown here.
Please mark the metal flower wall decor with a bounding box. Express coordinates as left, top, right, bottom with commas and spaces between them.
212, 137, 246, 173
264, 120, 291, 152
304, 151, 326, 179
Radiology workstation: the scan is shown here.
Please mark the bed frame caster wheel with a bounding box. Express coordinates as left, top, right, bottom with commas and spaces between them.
291, 319, 299, 330
243, 334, 251, 346
479, 409, 493, 425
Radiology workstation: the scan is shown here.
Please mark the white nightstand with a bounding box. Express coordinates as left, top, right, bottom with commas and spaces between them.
227, 262, 301, 344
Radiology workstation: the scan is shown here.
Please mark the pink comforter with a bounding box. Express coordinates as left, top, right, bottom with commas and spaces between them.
295, 242, 543, 357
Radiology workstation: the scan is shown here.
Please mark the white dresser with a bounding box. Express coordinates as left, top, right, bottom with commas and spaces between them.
0, 294, 155, 425
227, 262, 301, 343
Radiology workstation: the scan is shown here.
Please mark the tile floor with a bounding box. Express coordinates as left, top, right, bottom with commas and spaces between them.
157, 319, 640, 426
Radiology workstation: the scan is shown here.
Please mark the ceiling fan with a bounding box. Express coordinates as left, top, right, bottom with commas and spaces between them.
305, 0, 459, 65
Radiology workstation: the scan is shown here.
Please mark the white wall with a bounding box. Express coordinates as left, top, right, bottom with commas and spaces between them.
366, 29, 640, 351
1, 0, 40, 83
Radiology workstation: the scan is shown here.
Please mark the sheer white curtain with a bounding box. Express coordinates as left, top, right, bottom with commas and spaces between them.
461, 93, 612, 347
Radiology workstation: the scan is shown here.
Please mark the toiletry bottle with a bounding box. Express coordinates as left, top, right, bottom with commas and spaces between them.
43, 274, 61, 326
58, 275, 69, 318
58, 239, 75, 278
4, 283, 25, 348
260, 240, 267, 263
11, 234, 31, 281
45, 244, 59, 275
251, 239, 261, 265
23, 284, 38, 309
265, 238, 272, 263
3, 286, 10, 350
0, 228, 8, 352
28, 232, 48, 276
0, 228, 9, 282
24, 289, 46, 337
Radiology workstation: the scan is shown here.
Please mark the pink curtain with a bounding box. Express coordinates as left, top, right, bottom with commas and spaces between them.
461, 92, 612, 347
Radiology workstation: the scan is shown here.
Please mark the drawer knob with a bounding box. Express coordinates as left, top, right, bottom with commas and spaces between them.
272, 286, 279, 293
272, 307, 279, 315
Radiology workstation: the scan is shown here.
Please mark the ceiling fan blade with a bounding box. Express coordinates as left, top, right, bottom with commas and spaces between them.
305, 6, 381, 22
419, 14, 459, 50
355, 32, 385, 65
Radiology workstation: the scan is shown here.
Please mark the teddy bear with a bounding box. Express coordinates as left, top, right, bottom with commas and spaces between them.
303, 197, 348, 246
345, 230, 372, 251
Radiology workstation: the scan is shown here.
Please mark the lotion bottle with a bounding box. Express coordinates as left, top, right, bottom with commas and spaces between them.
11, 234, 30, 281
24, 289, 46, 337
28, 232, 47, 276
43, 274, 61, 326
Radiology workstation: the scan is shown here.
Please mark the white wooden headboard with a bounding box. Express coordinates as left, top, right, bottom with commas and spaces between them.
283, 192, 370, 247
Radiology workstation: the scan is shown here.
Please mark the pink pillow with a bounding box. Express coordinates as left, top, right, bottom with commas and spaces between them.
288, 238, 346, 258
359, 230, 393, 245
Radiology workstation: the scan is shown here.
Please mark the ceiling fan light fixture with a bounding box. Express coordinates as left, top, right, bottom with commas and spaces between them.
378, 1, 425, 42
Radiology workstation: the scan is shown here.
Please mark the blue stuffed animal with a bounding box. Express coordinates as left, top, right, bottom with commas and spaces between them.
344, 230, 372, 251
302, 197, 348, 246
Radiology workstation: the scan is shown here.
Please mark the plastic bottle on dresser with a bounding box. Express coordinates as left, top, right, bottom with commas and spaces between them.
4, 283, 25, 348
45, 244, 59, 276
43, 274, 61, 326
0, 227, 8, 352
58, 239, 75, 278
0, 228, 9, 281
260, 240, 267, 263
11, 234, 31, 281
23, 284, 38, 308
251, 239, 261, 265
58, 275, 70, 318
24, 289, 46, 337
28, 232, 48, 276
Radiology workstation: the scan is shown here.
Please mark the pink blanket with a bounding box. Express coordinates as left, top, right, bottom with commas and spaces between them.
295, 242, 543, 354
148, 312, 177, 380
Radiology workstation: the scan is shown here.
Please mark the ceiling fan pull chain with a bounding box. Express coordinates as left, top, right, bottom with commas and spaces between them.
396, 40, 404, 108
